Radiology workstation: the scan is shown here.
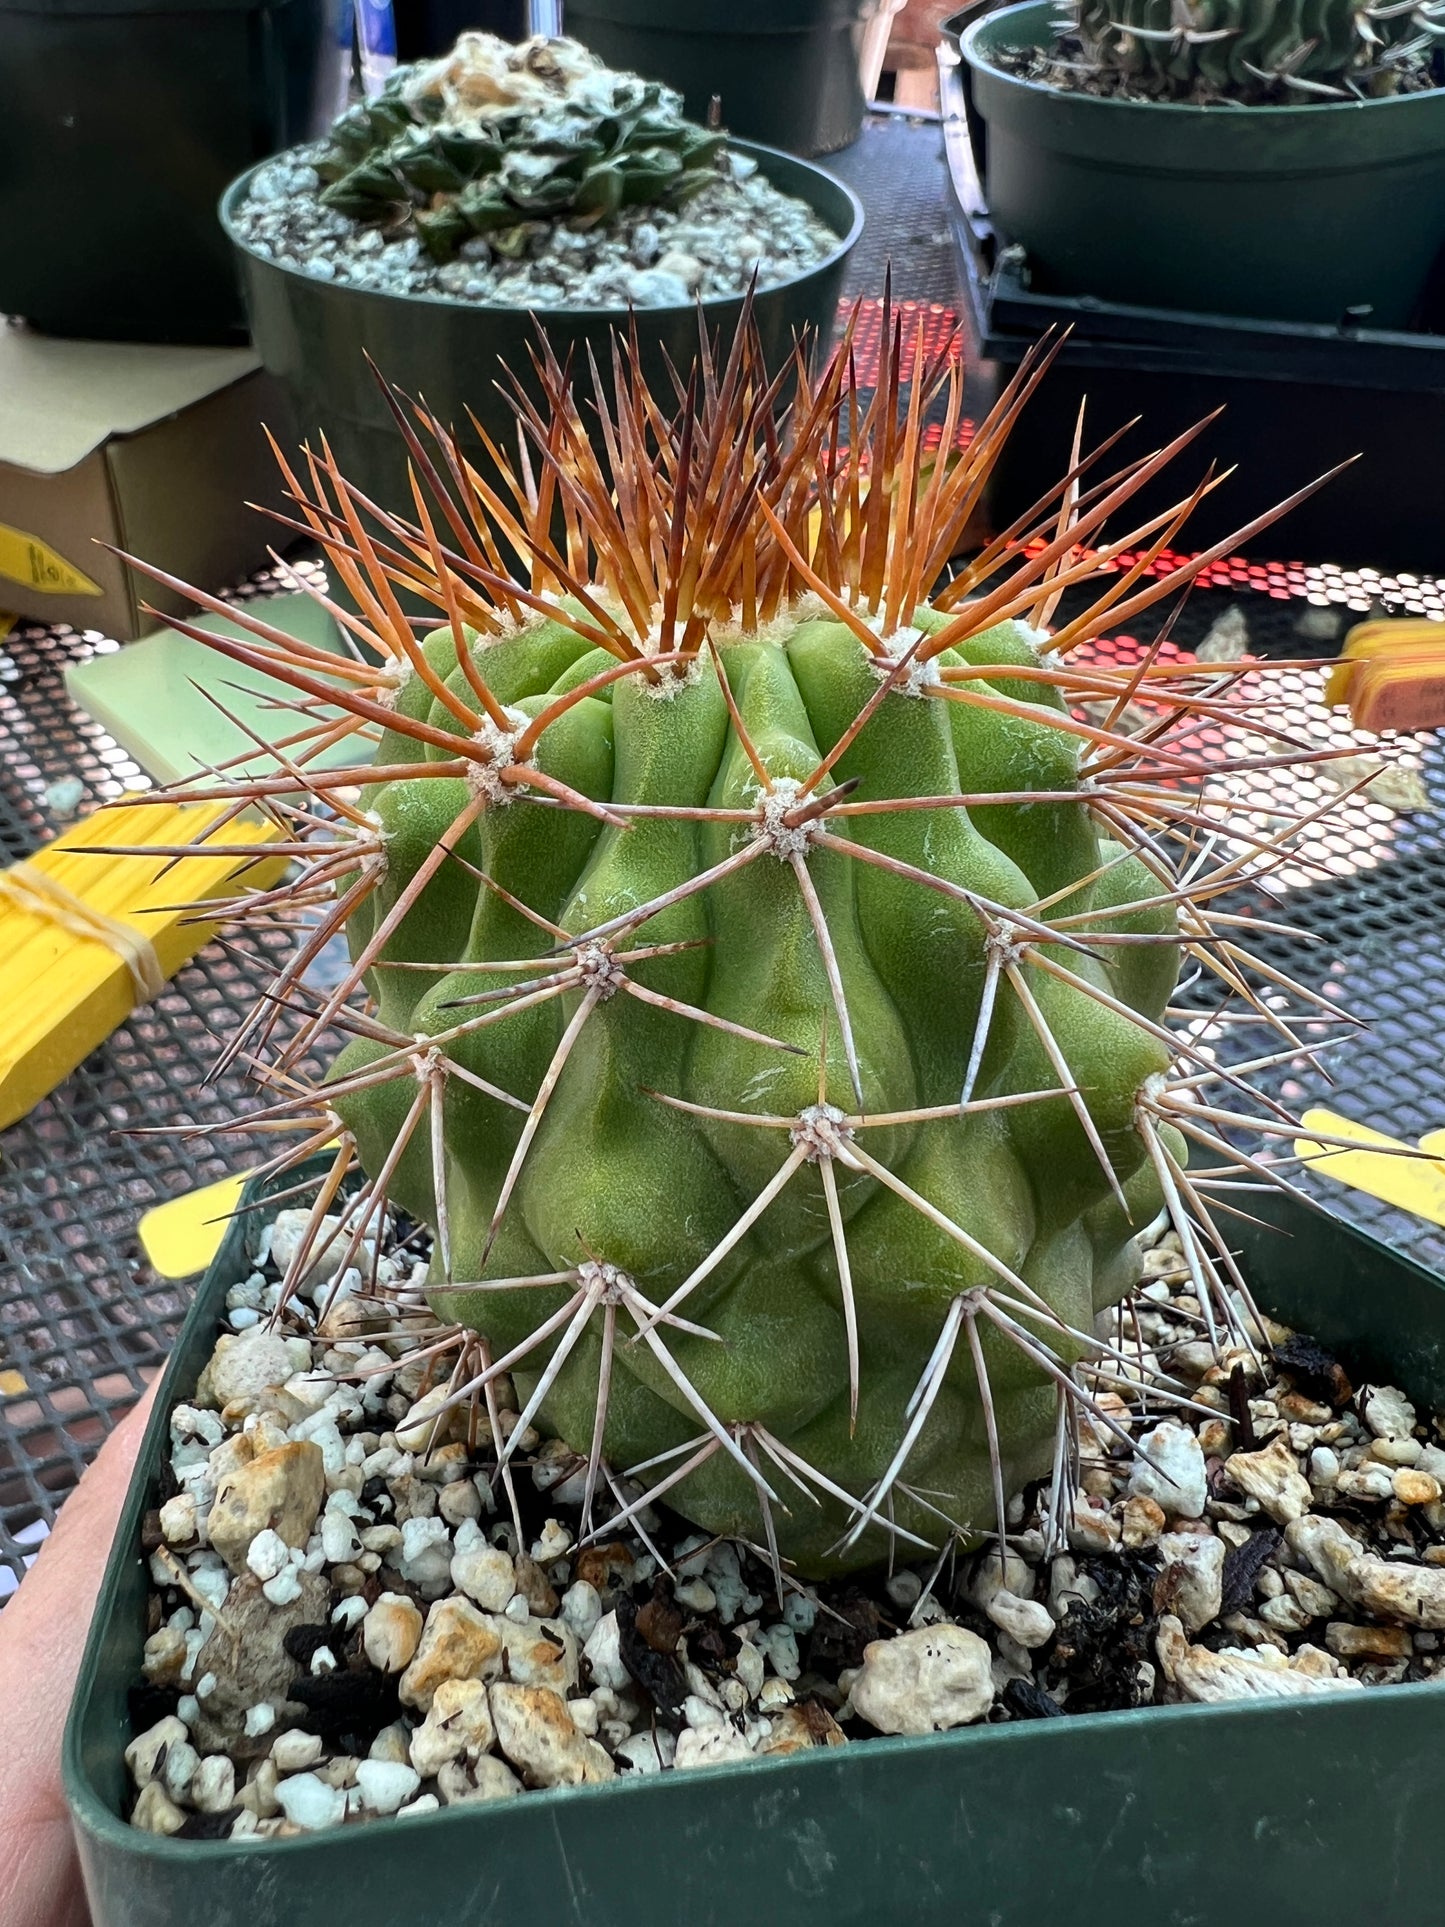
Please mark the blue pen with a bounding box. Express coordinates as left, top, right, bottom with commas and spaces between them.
357, 0, 397, 99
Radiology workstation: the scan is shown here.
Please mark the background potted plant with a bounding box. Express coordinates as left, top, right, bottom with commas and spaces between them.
957, 0, 1445, 328
220, 32, 863, 518
937, 0, 1445, 573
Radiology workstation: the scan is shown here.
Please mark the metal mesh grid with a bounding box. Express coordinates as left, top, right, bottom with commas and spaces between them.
3, 118, 1444, 1595
0, 566, 332, 1593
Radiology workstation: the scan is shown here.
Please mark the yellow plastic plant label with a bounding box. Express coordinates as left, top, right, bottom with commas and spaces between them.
138, 1169, 251, 1279
0, 521, 102, 596
1294, 1108, 1445, 1228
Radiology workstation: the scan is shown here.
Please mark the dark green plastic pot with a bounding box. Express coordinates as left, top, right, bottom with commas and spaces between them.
221, 141, 862, 521
564, 0, 871, 157
65, 1161, 1445, 1924
0, 0, 341, 343
959, 0, 1445, 328
393, 0, 525, 61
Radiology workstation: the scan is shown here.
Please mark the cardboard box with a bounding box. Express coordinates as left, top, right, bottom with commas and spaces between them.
0, 327, 295, 641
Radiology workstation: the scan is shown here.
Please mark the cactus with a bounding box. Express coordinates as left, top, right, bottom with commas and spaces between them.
1054, 0, 1445, 102
316, 34, 724, 261
125, 305, 1356, 1579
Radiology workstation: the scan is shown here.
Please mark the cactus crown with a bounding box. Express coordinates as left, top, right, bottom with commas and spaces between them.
126, 302, 1357, 1582
1051, 0, 1445, 102
317, 34, 724, 261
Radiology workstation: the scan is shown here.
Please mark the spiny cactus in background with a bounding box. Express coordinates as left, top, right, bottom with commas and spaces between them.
317, 34, 724, 261
1058, 0, 1445, 101
123, 301, 1364, 1582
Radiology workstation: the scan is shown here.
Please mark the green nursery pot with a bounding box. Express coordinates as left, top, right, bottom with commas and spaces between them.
64, 1161, 1445, 1925
960, 0, 1445, 328
563, 0, 872, 157
220, 140, 862, 522
0, 0, 341, 343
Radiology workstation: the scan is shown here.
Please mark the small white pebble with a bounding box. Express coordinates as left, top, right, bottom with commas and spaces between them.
321, 1512, 362, 1565
504, 1593, 531, 1624
568, 1696, 601, 1737
331, 1596, 368, 1631
191, 1755, 236, 1813
162, 1740, 199, 1803
262, 1566, 304, 1607
176, 1695, 200, 1728
355, 1759, 421, 1814
245, 1528, 290, 1584
754, 1622, 801, 1681
272, 1729, 324, 1772
274, 1773, 347, 1832
674, 1578, 716, 1614
782, 1592, 817, 1636
244, 1702, 276, 1739
194, 1672, 218, 1702
158, 1494, 197, 1546
560, 1580, 602, 1644
310, 1645, 338, 1676
885, 1571, 923, 1611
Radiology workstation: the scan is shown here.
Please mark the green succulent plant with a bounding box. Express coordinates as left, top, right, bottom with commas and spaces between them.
1057, 0, 1445, 101
130, 306, 1342, 1580
314, 34, 724, 261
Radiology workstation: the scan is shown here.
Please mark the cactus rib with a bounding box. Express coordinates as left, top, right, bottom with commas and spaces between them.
114, 296, 1368, 1581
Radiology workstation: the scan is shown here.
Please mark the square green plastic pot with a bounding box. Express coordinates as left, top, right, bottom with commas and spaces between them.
66, 1166, 1445, 1926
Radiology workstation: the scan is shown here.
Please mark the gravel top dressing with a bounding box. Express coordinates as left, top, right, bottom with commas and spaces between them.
122, 1206, 1445, 1840
229, 35, 839, 310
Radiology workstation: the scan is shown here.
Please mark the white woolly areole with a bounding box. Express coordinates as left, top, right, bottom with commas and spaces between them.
637, 648, 705, 701
369, 661, 407, 710
869, 622, 938, 696
790, 1102, 854, 1161
986, 920, 1027, 968
577, 1259, 635, 1303
756, 776, 820, 861
464, 705, 531, 803
575, 943, 625, 999
1012, 622, 1052, 652
1136, 1069, 1170, 1127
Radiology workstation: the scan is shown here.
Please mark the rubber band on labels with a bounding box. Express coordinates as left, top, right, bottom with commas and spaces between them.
0, 862, 165, 1003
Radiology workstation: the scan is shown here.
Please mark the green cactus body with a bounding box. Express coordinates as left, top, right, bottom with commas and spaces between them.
1067, 0, 1445, 100
326, 604, 1179, 1574
142, 311, 1325, 1581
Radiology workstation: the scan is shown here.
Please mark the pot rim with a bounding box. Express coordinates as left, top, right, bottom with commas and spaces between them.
218, 138, 864, 322
957, 0, 1445, 121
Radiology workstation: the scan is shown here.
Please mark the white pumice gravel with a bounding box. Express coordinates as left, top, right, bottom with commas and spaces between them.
231, 145, 837, 313
125, 1208, 1445, 1838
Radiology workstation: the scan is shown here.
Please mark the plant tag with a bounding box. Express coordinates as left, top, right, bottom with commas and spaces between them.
138, 1170, 252, 1279
0, 521, 101, 596
1294, 1108, 1445, 1227
1325, 619, 1445, 732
